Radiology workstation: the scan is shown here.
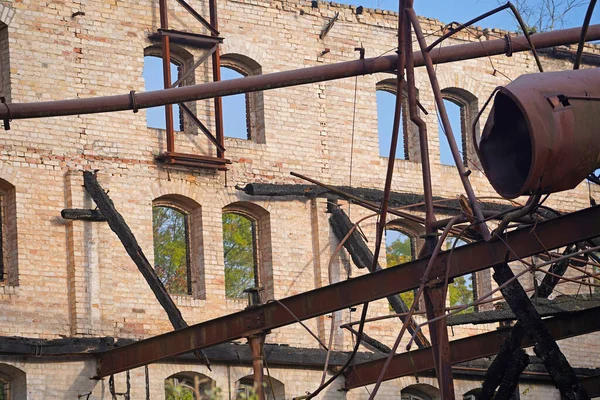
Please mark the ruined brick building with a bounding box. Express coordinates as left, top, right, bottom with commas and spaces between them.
0, 0, 599, 398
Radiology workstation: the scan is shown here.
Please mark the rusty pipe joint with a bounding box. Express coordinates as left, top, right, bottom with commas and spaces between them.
479, 68, 600, 199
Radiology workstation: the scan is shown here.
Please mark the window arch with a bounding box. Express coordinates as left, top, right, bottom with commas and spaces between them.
153, 195, 205, 298
220, 54, 265, 143
401, 383, 440, 400
439, 87, 479, 167
165, 371, 215, 400
0, 363, 26, 400
0, 3, 14, 102
376, 79, 419, 160
143, 46, 195, 132
444, 236, 478, 312
222, 202, 272, 300
0, 178, 17, 286
236, 375, 284, 400
385, 220, 423, 309
0, 23, 9, 102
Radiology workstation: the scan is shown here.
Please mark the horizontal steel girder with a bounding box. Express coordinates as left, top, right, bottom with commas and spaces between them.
2, 25, 600, 120
344, 306, 600, 389
95, 205, 600, 377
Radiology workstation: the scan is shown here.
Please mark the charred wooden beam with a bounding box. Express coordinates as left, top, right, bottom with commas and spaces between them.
82, 171, 210, 369
536, 244, 577, 298
492, 264, 589, 399
495, 349, 529, 400
480, 244, 585, 398
329, 207, 430, 348
238, 183, 556, 219
344, 325, 392, 354
61, 208, 106, 222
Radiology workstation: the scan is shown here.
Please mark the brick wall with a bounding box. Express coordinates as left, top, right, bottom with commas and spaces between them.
0, 0, 598, 398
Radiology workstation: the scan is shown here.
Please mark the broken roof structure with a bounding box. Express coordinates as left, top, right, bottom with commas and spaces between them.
0, 0, 599, 398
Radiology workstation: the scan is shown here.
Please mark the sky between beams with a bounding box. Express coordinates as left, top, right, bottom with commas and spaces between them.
338, 0, 598, 32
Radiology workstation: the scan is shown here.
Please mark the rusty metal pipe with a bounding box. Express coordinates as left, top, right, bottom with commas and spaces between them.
1, 25, 599, 121
409, 9, 491, 242
479, 68, 600, 199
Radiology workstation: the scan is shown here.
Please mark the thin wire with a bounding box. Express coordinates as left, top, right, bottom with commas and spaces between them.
306, 303, 369, 400
267, 299, 329, 351
262, 348, 278, 400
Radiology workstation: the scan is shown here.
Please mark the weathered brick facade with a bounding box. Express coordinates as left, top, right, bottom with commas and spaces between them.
0, 0, 598, 398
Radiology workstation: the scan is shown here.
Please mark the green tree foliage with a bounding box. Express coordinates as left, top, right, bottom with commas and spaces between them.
153, 206, 189, 295
223, 213, 257, 298
386, 230, 415, 307
445, 237, 474, 313
165, 378, 194, 400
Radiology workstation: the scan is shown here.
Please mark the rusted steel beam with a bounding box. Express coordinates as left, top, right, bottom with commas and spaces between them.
158, 0, 175, 153
96, 205, 600, 377
344, 306, 600, 389
209, 0, 224, 159
173, 0, 219, 36
2, 25, 600, 120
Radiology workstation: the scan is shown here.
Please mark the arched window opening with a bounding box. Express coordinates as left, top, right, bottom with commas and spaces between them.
153, 205, 191, 295
153, 195, 204, 298
223, 212, 258, 298
439, 88, 480, 167
236, 375, 284, 400
223, 202, 273, 300
0, 22, 10, 102
438, 99, 463, 166
444, 237, 477, 313
385, 226, 417, 308
0, 178, 17, 286
0, 364, 26, 400
401, 383, 440, 400
376, 79, 414, 160
220, 54, 265, 143
221, 66, 249, 140
164, 372, 215, 400
143, 56, 182, 130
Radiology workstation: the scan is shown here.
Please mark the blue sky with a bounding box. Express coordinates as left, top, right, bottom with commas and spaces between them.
144, 1, 598, 164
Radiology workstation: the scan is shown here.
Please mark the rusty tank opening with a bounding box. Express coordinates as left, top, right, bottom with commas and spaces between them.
479, 92, 533, 199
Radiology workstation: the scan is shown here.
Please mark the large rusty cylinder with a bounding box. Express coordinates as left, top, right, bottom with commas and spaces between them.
479, 68, 600, 199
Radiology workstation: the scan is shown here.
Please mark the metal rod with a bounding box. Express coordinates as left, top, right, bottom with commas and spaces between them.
179, 102, 225, 152
174, 0, 219, 36
159, 0, 175, 152
371, 0, 408, 273
172, 45, 217, 88
209, 0, 224, 158
1, 25, 599, 121
290, 171, 426, 225
426, 3, 511, 51
408, 9, 491, 241
574, 0, 598, 69
345, 307, 600, 389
